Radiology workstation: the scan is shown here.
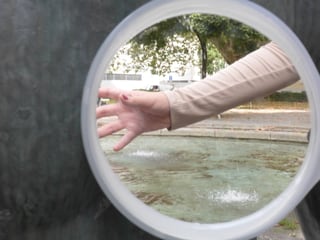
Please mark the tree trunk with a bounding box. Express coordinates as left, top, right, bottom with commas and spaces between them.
194, 31, 208, 79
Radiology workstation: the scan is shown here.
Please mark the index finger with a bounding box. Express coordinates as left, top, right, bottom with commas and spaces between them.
96, 104, 119, 119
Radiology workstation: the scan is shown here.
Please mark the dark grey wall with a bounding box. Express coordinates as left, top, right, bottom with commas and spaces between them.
0, 0, 158, 239
253, 0, 320, 68
0, 0, 319, 240
252, 1, 320, 239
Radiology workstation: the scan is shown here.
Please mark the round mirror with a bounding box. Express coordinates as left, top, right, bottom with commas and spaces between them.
82, 0, 320, 239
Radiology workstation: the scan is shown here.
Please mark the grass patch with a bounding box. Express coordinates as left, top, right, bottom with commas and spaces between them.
239, 100, 309, 110
239, 91, 309, 110
279, 216, 299, 231
266, 91, 307, 102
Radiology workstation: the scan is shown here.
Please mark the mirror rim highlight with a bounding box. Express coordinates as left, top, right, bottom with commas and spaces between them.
81, 0, 320, 239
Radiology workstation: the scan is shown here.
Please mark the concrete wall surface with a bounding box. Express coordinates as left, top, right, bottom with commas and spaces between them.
0, 0, 319, 239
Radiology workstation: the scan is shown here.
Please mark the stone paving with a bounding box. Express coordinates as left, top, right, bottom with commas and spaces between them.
99, 108, 311, 142
148, 108, 311, 143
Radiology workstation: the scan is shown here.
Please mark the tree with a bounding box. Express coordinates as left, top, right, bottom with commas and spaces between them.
128, 33, 199, 76
185, 14, 268, 78
107, 33, 200, 77
206, 43, 228, 75
109, 14, 268, 79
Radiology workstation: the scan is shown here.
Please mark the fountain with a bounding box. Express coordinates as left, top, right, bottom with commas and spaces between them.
101, 135, 307, 223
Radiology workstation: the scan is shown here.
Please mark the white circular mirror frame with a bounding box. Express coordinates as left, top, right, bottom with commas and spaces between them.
81, 0, 320, 239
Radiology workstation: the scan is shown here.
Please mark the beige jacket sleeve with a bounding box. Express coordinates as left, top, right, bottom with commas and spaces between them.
164, 42, 300, 130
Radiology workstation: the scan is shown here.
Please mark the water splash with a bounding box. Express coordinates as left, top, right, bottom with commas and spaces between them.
103, 136, 305, 222
209, 188, 259, 204
129, 150, 159, 158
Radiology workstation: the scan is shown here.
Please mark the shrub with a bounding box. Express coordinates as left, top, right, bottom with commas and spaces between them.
265, 91, 307, 102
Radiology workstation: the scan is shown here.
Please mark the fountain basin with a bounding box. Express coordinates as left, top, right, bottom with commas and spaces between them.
100, 135, 306, 223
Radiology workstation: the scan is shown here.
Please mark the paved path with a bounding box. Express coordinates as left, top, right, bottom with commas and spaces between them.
192, 109, 310, 131
99, 108, 311, 142
151, 108, 311, 143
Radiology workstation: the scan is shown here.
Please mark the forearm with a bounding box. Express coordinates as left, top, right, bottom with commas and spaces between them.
164, 42, 300, 130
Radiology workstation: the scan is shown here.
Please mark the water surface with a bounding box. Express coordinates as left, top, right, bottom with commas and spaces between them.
100, 135, 307, 223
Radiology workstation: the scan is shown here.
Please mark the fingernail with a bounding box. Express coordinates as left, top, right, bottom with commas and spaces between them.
122, 94, 129, 100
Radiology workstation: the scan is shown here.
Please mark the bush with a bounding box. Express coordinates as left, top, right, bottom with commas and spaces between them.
265, 91, 307, 102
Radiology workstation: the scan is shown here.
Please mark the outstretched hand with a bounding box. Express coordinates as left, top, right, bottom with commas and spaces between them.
96, 88, 171, 151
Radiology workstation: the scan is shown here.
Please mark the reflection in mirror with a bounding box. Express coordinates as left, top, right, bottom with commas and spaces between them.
96, 14, 311, 224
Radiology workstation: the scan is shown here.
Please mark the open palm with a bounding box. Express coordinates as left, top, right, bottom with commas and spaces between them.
96, 88, 171, 151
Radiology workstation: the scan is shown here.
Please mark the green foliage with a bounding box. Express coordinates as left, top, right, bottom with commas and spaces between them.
266, 91, 308, 102
133, 17, 183, 49
109, 14, 268, 78
207, 44, 228, 74
279, 217, 298, 230
187, 14, 268, 63
128, 33, 199, 76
